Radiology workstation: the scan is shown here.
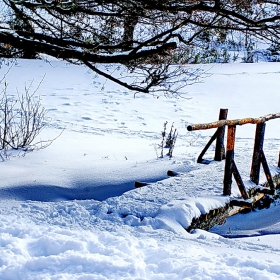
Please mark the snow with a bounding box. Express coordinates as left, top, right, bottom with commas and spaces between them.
0, 59, 280, 279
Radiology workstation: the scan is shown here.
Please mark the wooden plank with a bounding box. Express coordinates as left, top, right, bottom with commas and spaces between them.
187, 112, 280, 131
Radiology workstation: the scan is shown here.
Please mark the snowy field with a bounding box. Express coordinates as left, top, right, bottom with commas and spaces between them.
0, 59, 280, 279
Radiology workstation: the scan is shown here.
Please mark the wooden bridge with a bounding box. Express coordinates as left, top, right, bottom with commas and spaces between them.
187, 109, 280, 202
135, 109, 280, 231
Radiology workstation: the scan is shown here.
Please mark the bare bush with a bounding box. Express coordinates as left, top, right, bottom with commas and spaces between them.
0, 78, 57, 159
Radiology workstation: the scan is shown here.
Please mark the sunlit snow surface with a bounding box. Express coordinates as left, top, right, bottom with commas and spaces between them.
0, 59, 280, 279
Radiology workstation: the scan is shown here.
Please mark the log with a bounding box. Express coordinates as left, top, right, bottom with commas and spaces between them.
167, 170, 179, 177
134, 181, 150, 188
256, 188, 275, 195
187, 112, 280, 131
230, 200, 252, 208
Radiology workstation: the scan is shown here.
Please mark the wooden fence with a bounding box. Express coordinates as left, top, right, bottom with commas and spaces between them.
187, 109, 280, 200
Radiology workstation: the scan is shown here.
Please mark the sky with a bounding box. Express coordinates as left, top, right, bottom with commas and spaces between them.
0, 58, 280, 279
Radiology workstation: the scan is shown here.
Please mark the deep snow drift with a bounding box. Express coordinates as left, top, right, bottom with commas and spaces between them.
0, 59, 280, 279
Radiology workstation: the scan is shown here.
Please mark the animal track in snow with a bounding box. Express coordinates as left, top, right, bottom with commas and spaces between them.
82, 117, 92, 121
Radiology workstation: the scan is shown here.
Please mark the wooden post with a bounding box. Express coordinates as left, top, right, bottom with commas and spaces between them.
250, 123, 266, 185
278, 151, 280, 168
223, 125, 236, 196
223, 125, 248, 199
214, 108, 228, 161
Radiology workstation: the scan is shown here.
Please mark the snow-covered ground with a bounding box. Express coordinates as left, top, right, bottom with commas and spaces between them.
0, 59, 280, 279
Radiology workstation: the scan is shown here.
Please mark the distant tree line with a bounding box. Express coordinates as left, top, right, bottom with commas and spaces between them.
0, 1, 280, 94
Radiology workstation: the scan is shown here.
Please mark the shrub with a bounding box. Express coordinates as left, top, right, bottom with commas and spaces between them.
0, 78, 57, 159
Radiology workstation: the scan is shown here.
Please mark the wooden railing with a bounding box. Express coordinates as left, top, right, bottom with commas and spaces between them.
187, 109, 280, 199
187, 112, 280, 131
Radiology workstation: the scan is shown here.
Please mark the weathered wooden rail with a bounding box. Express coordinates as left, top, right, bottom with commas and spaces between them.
187, 112, 280, 131
188, 110, 280, 200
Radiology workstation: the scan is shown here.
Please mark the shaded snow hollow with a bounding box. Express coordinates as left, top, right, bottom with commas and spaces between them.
0, 59, 280, 279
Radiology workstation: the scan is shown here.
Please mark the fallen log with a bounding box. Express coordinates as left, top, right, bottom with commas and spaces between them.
167, 170, 179, 177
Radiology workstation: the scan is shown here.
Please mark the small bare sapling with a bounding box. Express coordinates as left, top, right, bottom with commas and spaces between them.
160, 121, 178, 158
160, 121, 168, 158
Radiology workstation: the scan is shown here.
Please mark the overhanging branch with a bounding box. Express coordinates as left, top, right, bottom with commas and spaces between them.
0, 30, 176, 64
82, 61, 149, 93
